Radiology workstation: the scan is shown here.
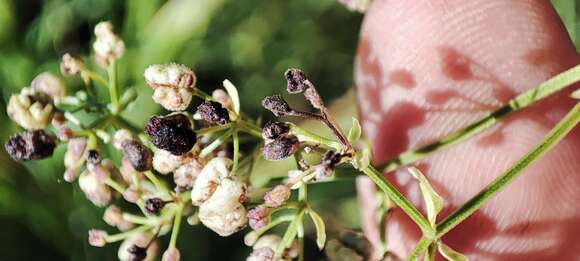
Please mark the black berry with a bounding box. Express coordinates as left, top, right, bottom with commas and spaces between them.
122, 140, 153, 172
196, 101, 230, 125
5, 130, 57, 161
144, 114, 196, 156
262, 95, 292, 117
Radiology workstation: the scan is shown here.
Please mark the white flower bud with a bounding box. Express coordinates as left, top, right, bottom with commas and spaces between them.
60, 53, 86, 76
103, 205, 132, 230
64, 138, 87, 168
78, 171, 112, 207
246, 247, 274, 261
152, 149, 188, 174
93, 21, 125, 67
7, 87, 54, 130
117, 232, 158, 261
263, 185, 291, 208
198, 178, 247, 236
191, 157, 232, 206
162, 247, 181, 261
88, 229, 108, 247
31, 72, 66, 103
144, 63, 196, 111
113, 129, 134, 150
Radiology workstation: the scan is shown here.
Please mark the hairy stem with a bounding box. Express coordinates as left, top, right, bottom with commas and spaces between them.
408, 101, 580, 259
380, 64, 580, 173
362, 165, 433, 236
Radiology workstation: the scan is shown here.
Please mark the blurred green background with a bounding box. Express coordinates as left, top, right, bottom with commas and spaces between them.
0, 0, 577, 260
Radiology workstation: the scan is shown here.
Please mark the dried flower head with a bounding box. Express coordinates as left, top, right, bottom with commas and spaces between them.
284, 68, 311, 94
262, 95, 292, 117
127, 245, 148, 261
93, 21, 125, 67
7, 87, 54, 130
264, 185, 291, 208
262, 121, 290, 140
5, 130, 57, 161
145, 114, 197, 156
122, 140, 153, 172
31, 72, 67, 103
196, 101, 230, 125
87, 149, 102, 165
144, 63, 196, 111
262, 136, 299, 161
162, 247, 181, 261
248, 205, 270, 230
315, 151, 344, 178
144, 197, 166, 215
88, 229, 108, 247
60, 53, 86, 76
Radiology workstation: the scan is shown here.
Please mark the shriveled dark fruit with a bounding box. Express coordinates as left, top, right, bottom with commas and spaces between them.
196, 101, 230, 125
261, 95, 292, 117
144, 197, 165, 215
262, 121, 290, 140
319, 151, 344, 177
5, 130, 57, 161
262, 136, 298, 161
144, 114, 196, 156
122, 140, 153, 172
127, 244, 147, 261
284, 68, 310, 94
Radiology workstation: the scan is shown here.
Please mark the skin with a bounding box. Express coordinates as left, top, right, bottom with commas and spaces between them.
354, 0, 580, 260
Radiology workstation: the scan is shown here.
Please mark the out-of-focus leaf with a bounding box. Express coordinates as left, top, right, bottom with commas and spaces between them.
552, 0, 579, 50
308, 209, 327, 250
438, 242, 470, 261
408, 167, 443, 227
571, 88, 580, 99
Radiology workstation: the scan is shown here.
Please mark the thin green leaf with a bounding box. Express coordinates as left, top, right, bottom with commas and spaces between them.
308, 209, 327, 250
223, 79, 240, 114
408, 167, 443, 227
347, 117, 362, 144
438, 242, 469, 261
571, 89, 580, 99
276, 211, 305, 258
352, 140, 371, 170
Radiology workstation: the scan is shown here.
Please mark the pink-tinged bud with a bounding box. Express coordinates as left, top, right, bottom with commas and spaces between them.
63, 167, 80, 182
248, 205, 270, 230
93, 21, 125, 67
264, 185, 291, 208
212, 89, 231, 108
103, 205, 123, 227
246, 247, 274, 261
120, 156, 138, 182
79, 171, 111, 207
7, 87, 54, 130
152, 149, 187, 174
88, 229, 108, 247
60, 53, 86, 76
173, 158, 203, 189
123, 185, 140, 203
31, 72, 67, 103
64, 138, 87, 168
162, 247, 181, 261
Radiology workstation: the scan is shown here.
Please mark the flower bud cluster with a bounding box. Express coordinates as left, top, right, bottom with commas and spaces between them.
93, 21, 125, 67
191, 157, 248, 236
7, 87, 55, 130
60, 53, 86, 76
144, 63, 196, 111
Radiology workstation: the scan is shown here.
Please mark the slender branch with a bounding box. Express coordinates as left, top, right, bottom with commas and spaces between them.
407, 236, 432, 261
407, 102, 580, 259
232, 129, 240, 175
169, 205, 183, 248
362, 165, 433, 236
379, 64, 580, 173
108, 60, 120, 114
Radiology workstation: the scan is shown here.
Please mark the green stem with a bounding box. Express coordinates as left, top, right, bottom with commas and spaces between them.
169, 205, 183, 248
82, 70, 109, 87
407, 236, 432, 261
122, 213, 154, 225
143, 171, 171, 196
362, 165, 433, 237
106, 225, 151, 243
200, 130, 233, 158
196, 123, 233, 135
237, 120, 263, 138
193, 89, 213, 100
407, 102, 580, 259
104, 178, 126, 193
380, 64, 580, 173
436, 101, 580, 237
108, 60, 120, 114
232, 129, 240, 175
291, 125, 343, 151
